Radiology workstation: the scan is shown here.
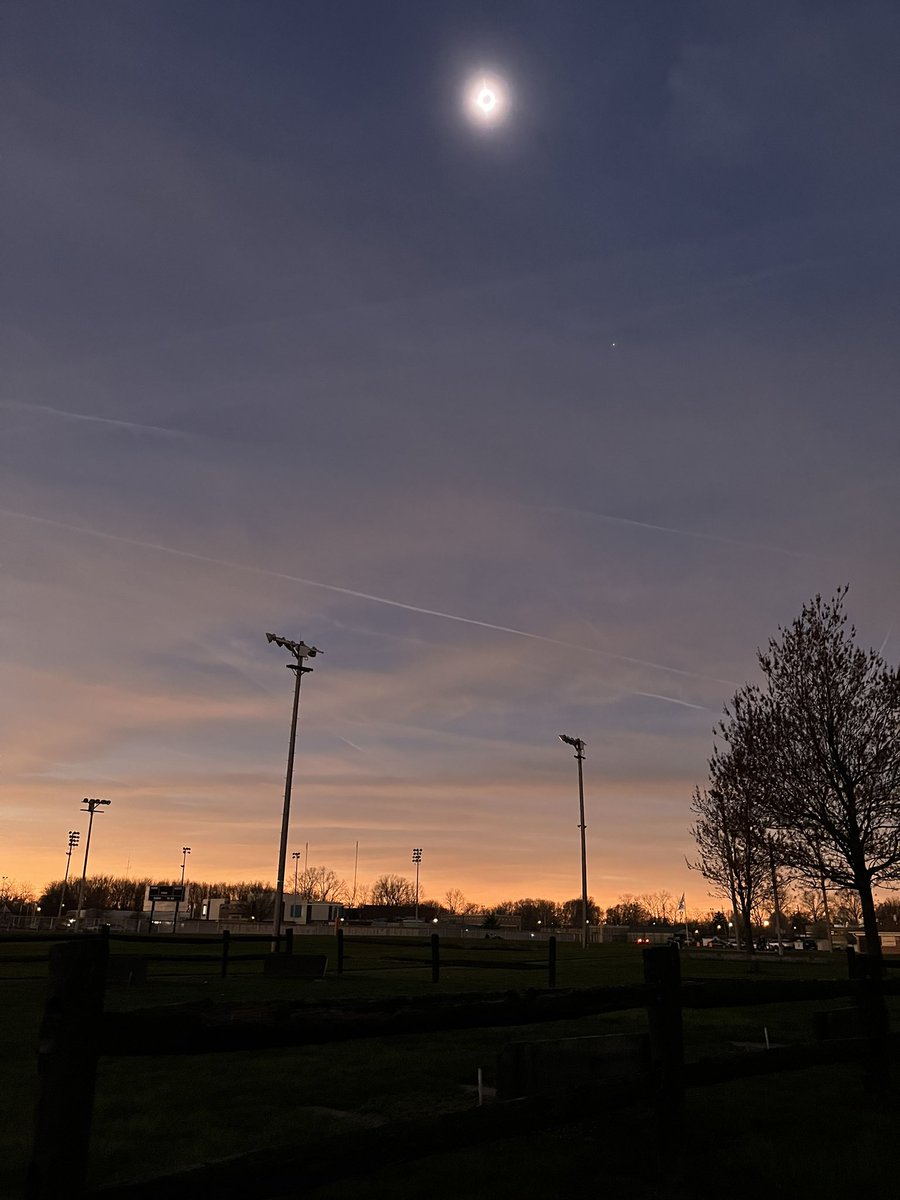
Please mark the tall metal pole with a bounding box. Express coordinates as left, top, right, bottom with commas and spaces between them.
267, 633, 320, 944
412, 848, 422, 921
57, 831, 80, 921
559, 735, 589, 950
575, 745, 589, 951
75, 799, 111, 927
292, 851, 301, 896
173, 846, 190, 932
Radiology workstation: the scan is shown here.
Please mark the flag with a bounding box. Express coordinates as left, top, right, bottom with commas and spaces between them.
676, 893, 685, 914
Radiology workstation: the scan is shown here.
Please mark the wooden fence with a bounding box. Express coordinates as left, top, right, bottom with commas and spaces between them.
23, 938, 897, 1200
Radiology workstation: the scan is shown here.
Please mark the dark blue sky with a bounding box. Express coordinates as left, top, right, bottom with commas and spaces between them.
3, 2, 899, 905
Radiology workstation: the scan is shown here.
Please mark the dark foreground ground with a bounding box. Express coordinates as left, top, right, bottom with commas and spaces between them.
3, 936, 897, 1199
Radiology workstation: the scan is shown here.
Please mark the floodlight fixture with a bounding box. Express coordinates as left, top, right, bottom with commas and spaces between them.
266, 632, 320, 659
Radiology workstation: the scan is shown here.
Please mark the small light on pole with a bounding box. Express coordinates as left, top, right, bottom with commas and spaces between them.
412, 848, 422, 922
266, 632, 321, 943
558, 734, 590, 951
292, 850, 301, 896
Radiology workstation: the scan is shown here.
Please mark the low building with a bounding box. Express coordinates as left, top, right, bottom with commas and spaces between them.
285, 898, 344, 925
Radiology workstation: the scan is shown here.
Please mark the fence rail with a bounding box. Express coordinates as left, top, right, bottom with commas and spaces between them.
22, 938, 894, 1200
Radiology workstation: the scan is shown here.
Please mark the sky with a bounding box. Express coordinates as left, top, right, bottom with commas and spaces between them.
2, 1, 899, 911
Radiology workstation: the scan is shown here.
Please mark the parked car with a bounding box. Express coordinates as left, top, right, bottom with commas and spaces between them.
635, 935, 651, 945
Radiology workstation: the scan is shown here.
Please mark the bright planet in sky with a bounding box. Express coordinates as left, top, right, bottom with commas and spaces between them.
464, 72, 509, 126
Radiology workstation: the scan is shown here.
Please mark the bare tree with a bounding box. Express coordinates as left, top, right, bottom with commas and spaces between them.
748, 589, 900, 971
638, 890, 675, 924
560, 896, 599, 927
604, 895, 650, 926
689, 725, 771, 952
296, 866, 349, 903
832, 887, 864, 926
369, 874, 416, 906
0, 878, 35, 914
443, 888, 468, 915
796, 886, 827, 926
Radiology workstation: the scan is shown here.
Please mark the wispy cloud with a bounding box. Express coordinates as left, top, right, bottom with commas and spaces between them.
634, 692, 711, 712
525, 503, 821, 561
0, 506, 735, 686
0, 400, 188, 439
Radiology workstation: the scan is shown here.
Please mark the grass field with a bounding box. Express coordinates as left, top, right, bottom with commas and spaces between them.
3, 935, 896, 1198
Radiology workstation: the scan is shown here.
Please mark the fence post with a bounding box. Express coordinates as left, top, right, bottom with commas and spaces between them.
850, 949, 889, 1094
221, 928, 230, 978
284, 927, 294, 957
431, 933, 440, 983
643, 944, 684, 1109
26, 934, 109, 1200
548, 936, 557, 989
336, 926, 344, 975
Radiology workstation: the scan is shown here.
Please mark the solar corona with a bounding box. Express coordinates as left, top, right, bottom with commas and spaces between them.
464, 73, 509, 126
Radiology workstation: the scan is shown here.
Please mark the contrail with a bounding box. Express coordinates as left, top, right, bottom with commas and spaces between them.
336, 735, 366, 753
0, 401, 187, 439
0, 506, 735, 686
634, 692, 711, 712
524, 503, 820, 561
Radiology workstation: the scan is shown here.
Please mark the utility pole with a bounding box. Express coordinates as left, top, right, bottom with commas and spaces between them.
266, 633, 321, 943
559, 735, 590, 950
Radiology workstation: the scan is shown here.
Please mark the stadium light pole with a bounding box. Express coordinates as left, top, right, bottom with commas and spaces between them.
57, 830, 81, 922
412, 848, 422, 921
172, 846, 191, 932
75, 798, 111, 927
266, 632, 321, 943
558, 735, 589, 950
292, 850, 301, 897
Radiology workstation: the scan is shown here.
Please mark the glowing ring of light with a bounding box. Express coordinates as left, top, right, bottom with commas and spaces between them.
464, 72, 509, 126
476, 87, 497, 115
